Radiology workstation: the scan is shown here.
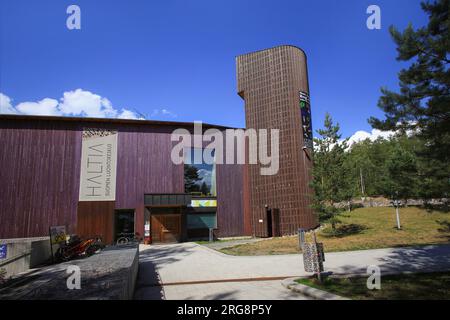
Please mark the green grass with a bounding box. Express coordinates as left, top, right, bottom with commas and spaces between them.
220, 207, 450, 255
195, 240, 225, 245
295, 272, 450, 300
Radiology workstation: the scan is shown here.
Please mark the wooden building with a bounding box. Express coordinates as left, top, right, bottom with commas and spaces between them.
0, 115, 245, 244
0, 45, 318, 244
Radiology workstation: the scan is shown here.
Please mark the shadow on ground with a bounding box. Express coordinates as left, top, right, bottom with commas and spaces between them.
329, 245, 450, 276
134, 244, 197, 300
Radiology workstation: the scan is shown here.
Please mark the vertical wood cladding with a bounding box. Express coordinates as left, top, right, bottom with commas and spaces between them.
0, 116, 245, 239
77, 201, 115, 244
236, 45, 318, 236
216, 162, 245, 237
0, 119, 81, 238
114, 124, 185, 238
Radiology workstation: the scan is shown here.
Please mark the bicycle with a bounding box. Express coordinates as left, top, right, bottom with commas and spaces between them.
116, 232, 141, 245
55, 235, 104, 262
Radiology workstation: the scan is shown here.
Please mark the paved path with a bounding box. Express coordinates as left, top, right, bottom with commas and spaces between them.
134, 243, 450, 300
201, 238, 266, 250
162, 280, 309, 300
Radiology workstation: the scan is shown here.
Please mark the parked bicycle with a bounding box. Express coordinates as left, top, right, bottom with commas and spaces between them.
55, 235, 104, 262
116, 232, 142, 245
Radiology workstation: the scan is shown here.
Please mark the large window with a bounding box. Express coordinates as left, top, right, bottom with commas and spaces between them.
184, 148, 216, 196
187, 213, 217, 229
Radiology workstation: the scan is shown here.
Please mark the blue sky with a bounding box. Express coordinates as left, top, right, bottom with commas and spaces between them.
0, 0, 428, 139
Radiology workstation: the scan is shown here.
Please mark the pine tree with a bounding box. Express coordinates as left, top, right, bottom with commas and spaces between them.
200, 182, 209, 196
312, 113, 353, 229
184, 165, 201, 193
382, 145, 419, 201
368, 0, 450, 162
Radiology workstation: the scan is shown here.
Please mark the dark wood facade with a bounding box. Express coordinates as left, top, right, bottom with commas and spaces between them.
0, 115, 246, 242
0, 119, 81, 238
236, 45, 318, 236
77, 201, 116, 244
0, 45, 317, 242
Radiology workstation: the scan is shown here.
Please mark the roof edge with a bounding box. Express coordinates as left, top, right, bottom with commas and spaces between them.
0, 114, 241, 130
235, 45, 307, 60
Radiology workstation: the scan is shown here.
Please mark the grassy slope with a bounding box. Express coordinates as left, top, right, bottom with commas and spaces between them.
296, 272, 450, 300
220, 207, 450, 255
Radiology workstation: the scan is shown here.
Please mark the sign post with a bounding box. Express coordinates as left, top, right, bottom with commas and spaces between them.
209, 228, 214, 242
298, 228, 305, 248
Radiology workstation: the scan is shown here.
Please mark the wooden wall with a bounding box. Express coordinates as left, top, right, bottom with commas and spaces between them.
114, 124, 185, 239
0, 116, 247, 240
0, 119, 81, 238
77, 201, 115, 244
216, 162, 245, 237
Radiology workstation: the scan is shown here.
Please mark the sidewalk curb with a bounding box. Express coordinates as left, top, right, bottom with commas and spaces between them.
281, 277, 350, 300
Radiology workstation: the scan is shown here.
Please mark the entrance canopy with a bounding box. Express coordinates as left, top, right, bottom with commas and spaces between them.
144, 193, 191, 207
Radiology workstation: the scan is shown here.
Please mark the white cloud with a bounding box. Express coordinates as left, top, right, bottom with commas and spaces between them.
316, 128, 396, 151
0, 90, 141, 120
346, 128, 395, 147
118, 109, 139, 119
0, 93, 18, 114
197, 168, 212, 186
16, 98, 60, 116
59, 89, 118, 118
151, 108, 177, 118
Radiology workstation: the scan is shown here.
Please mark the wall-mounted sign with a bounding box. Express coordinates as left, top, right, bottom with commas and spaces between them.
79, 128, 118, 201
191, 199, 217, 207
0, 244, 7, 259
49, 226, 67, 245
299, 91, 313, 149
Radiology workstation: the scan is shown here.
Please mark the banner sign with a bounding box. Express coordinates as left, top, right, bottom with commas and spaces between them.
191, 199, 217, 207
79, 128, 118, 201
299, 91, 313, 149
49, 226, 67, 245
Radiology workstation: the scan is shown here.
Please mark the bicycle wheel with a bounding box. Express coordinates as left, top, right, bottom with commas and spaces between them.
116, 237, 129, 245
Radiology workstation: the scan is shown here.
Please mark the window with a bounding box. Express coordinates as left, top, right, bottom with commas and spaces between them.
184, 148, 216, 196
187, 213, 217, 229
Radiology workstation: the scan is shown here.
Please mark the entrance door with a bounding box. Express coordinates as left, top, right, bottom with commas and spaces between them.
266, 209, 273, 237
115, 210, 135, 241
151, 214, 181, 243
